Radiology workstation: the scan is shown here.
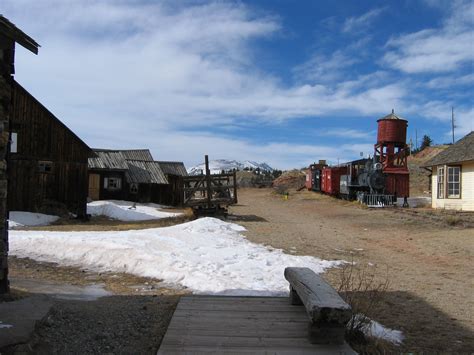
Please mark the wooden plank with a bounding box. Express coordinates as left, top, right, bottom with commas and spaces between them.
158, 296, 356, 354
284, 267, 351, 324
158, 345, 347, 354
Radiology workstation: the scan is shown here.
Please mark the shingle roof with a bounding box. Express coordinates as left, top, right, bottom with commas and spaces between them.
89, 150, 128, 170
157, 161, 188, 176
422, 131, 474, 167
126, 160, 168, 184
120, 149, 154, 161
0, 15, 40, 54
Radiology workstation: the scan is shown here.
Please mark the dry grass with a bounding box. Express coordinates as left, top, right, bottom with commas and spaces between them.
18, 208, 195, 232
337, 262, 392, 353
445, 215, 461, 226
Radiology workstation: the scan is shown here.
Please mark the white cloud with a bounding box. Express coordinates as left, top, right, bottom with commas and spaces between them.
415, 101, 473, 138
425, 73, 474, 88
293, 51, 359, 83
342, 8, 385, 34
383, 1, 474, 73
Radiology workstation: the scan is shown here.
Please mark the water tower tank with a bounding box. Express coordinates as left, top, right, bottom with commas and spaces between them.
377, 111, 408, 144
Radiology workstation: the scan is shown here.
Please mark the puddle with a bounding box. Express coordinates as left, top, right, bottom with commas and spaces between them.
10, 278, 113, 301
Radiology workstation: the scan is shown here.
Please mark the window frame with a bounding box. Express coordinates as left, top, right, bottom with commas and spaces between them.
10, 132, 18, 153
437, 166, 445, 199
446, 165, 461, 199
38, 161, 53, 174
105, 177, 122, 191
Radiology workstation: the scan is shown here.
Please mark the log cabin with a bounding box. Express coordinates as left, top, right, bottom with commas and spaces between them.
88, 149, 186, 206
8, 81, 92, 217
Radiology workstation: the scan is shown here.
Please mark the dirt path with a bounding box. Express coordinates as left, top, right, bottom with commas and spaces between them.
229, 188, 474, 353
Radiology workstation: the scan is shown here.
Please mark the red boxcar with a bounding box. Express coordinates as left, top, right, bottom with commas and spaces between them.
321, 167, 348, 195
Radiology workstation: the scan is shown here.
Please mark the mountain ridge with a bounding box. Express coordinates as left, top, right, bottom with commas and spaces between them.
188, 159, 274, 175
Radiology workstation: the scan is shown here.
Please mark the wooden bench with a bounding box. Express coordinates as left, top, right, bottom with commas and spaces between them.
284, 267, 352, 345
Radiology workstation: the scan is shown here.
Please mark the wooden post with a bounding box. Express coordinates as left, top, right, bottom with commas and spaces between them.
0, 17, 39, 293
205, 155, 212, 209
0, 36, 13, 293
233, 170, 238, 204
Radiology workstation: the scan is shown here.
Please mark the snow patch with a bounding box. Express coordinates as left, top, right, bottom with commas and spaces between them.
354, 314, 404, 345
8, 212, 59, 228
10, 217, 343, 295
87, 200, 182, 221
0, 321, 13, 329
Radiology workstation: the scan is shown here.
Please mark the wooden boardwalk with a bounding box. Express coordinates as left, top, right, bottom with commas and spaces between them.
158, 296, 356, 354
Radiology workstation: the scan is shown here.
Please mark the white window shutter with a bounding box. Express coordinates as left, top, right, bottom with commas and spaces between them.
104, 178, 108, 189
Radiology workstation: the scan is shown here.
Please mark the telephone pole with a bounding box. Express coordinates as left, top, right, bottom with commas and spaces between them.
451, 107, 455, 144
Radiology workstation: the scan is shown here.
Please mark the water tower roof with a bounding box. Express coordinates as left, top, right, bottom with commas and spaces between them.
378, 109, 406, 121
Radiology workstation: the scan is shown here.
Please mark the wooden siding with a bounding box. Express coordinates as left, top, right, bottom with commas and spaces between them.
7, 81, 91, 216
431, 161, 474, 211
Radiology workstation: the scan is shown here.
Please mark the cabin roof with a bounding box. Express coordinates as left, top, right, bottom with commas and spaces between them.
125, 160, 168, 184
157, 161, 188, 176
422, 131, 474, 167
89, 150, 128, 170
119, 149, 154, 161
0, 15, 39, 54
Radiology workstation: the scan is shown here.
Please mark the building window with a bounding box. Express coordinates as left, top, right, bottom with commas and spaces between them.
130, 183, 138, 194
10, 132, 18, 153
38, 161, 53, 173
447, 166, 461, 198
437, 166, 444, 199
104, 177, 122, 190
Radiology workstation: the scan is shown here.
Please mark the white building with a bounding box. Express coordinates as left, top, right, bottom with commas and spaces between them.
423, 132, 474, 211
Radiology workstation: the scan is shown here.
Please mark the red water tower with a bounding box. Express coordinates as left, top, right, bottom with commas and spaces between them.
374, 110, 409, 197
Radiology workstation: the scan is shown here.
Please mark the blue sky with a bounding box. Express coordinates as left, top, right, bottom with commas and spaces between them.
3, 0, 473, 169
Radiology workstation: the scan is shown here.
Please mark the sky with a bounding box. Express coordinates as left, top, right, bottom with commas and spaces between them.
3, 0, 473, 169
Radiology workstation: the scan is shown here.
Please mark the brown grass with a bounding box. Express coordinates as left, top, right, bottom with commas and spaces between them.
18, 208, 195, 232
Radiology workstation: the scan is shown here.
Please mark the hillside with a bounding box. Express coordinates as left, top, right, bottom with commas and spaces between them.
408, 145, 449, 196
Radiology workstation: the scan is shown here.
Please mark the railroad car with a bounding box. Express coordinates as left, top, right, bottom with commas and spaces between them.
305, 160, 327, 191
321, 166, 348, 196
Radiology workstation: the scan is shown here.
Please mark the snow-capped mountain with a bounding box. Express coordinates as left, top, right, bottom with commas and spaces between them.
187, 159, 274, 175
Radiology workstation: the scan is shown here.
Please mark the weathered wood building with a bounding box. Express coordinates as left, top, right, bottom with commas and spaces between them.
0, 16, 39, 293
157, 161, 187, 206
88, 149, 187, 205
8, 81, 92, 217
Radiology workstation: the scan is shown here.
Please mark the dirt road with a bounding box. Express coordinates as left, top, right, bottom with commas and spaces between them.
229, 188, 474, 353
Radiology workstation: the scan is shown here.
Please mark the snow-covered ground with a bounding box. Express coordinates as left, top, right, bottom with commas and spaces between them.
87, 200, 182, 221
9, 211, 59, 228
10, 217, 342, 295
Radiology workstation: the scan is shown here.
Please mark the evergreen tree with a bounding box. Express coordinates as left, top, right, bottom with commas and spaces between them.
420, 135, 433, 151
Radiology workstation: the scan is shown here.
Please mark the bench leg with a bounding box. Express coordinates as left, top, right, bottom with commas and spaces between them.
308, 323, 346, 344
289, 286, 303, 305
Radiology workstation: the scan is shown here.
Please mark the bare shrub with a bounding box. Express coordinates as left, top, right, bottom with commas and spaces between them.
337, 262, 391, 351
445, 215, 461, 226
273, 185, 288, 196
